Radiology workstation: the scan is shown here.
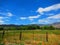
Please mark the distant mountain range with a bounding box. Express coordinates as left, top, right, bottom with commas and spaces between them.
37, 22, 60, 28
52, 22, 60, 28
0, 22, 60, 28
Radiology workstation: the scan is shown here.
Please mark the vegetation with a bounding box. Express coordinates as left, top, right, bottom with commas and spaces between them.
0, 30, 60, 45
0, 24, 60, 45
0, 24, 59, 30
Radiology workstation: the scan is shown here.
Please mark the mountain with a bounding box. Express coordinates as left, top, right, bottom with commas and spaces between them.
38, 22, 60, 28
0, 22, 60, 29
52, 22, 60, 28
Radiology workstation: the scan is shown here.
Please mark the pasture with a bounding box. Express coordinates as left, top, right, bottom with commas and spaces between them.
0, 30, 60, 45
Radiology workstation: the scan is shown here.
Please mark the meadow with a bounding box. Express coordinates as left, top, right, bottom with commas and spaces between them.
0, 30, 60, 45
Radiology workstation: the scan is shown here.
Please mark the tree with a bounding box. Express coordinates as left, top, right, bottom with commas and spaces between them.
49, 25, 55, 30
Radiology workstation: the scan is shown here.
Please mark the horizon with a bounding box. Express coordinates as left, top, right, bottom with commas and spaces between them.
0, 0, 60, 25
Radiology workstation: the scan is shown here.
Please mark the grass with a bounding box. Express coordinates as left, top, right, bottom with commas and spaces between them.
0, 30, 60, 45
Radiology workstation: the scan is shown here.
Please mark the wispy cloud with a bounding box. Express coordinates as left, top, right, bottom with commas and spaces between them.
28, 15, 40, 21
7, 12, 13, 17
0, 20, 4, 24
47, 14, 60, 19
38, 14, 60, 24
0, 11, 13, 17
0, 16, 10, 24
0, 10, 14, 24
20, 15, 40, 21
36, 3, 60, 24
38, 19, 49, 24
28, 15, 40, 19
20, 17, 27, 20
37, 3, 60, 14
0, 16, 4, 19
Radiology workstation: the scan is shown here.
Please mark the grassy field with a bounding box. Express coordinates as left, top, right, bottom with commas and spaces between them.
0, 30, 60, 45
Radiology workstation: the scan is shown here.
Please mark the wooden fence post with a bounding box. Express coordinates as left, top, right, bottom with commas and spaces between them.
2, 30, 5, 44
46, 32, 48, 42
19, 31, 22, 41
2, 30, 5, 40
33, 31, 34, 40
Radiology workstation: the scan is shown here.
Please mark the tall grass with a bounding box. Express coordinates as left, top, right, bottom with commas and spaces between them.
0, 30, 60, 45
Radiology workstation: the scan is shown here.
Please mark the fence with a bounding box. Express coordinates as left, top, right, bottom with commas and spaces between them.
0, 30, 60, 45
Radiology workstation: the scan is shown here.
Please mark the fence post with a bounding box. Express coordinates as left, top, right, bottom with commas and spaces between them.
2, 30, 5, 44
19, 31, 22, 41
2, 30, 5, 40
46, 32, 48, 42
33, 31, 34, 40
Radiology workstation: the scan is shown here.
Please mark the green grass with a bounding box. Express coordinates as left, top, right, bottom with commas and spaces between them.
4, 30, 60, 34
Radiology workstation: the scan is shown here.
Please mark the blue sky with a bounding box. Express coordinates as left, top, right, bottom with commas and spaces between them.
0, 0, 60, 25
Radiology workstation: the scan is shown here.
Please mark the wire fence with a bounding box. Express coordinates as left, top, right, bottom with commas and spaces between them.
0, 30, 60, 45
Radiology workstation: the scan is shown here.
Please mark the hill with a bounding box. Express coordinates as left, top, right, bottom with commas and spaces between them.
52, 22, 60, 28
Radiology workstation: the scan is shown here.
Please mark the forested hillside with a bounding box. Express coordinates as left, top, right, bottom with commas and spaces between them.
0, 24, 60, 30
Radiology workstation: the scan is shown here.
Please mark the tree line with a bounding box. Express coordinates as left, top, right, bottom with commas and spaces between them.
0, 24, 59, 30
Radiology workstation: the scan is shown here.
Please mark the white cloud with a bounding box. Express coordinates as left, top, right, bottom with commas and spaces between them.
0, 16, 9, 24
37, 8, 44, 14
0, 20, 4, 24
37, 3, 60, 24
0, 17, 4, 19
20, 15, 40, 20
47, 14, 60, 19
20, 17, 27, 20
7, 12, 13, 17
0, 11, 13, 24
28, 15, 40, 19
38, 19, 50, 24
38, 13, 60, 24
28, 15, 40, 21
0, 16, 9, 20
37, 3, 60, 14
0, 11, 13, 17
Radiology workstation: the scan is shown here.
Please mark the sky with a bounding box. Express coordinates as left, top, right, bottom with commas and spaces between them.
0, 0, 60, 25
